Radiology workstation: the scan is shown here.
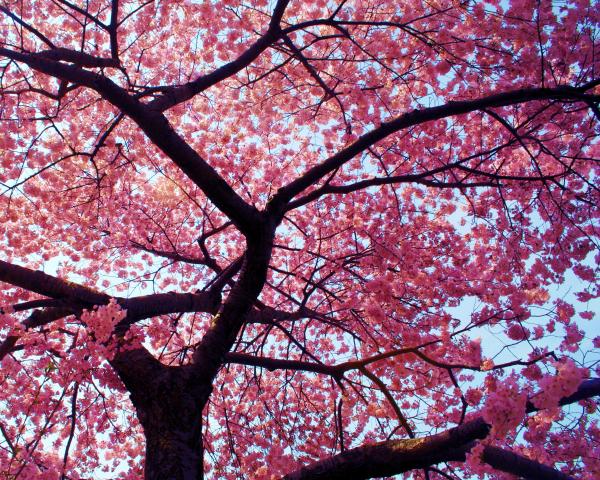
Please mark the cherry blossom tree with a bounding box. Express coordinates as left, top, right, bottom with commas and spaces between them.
0, 0, 599, 478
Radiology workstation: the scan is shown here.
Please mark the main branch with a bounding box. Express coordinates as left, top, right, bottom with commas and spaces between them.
268, 82, 599, 215
0, 48, 259, 234
282, 379, 600, 480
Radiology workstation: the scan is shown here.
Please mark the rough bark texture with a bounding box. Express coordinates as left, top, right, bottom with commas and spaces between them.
111, 349, 211, 480
282, 419, 489, 480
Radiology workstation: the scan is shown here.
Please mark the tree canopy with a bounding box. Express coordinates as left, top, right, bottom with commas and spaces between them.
0, 0, 599, 478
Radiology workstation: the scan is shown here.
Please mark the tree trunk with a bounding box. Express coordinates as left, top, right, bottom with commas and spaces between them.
143, 416, 203, 480
133, 377, 206, 480
110, 349, 208, 480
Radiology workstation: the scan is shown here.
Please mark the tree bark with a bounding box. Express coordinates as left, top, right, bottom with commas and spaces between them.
111, 349, 209, 480
282, 418, 490, 480
282, 380, 600, 480
142, 399, 204, 480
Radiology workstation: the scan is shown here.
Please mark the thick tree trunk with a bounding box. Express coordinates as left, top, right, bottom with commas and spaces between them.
111, 349, 208, 480
134, 374, 207, 480
135, 380, 206, 480
143, 416, 203, 480
110, 223, 277, 480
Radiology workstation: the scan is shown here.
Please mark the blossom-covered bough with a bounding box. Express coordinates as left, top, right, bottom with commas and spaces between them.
0, 0, 599, 478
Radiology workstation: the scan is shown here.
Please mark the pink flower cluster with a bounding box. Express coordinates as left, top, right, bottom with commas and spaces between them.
482, 375, 527, 437
507, 323, 529, 341
532, 359, 587, 410
81, 299, 126, 345
465, 442, 493, 477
